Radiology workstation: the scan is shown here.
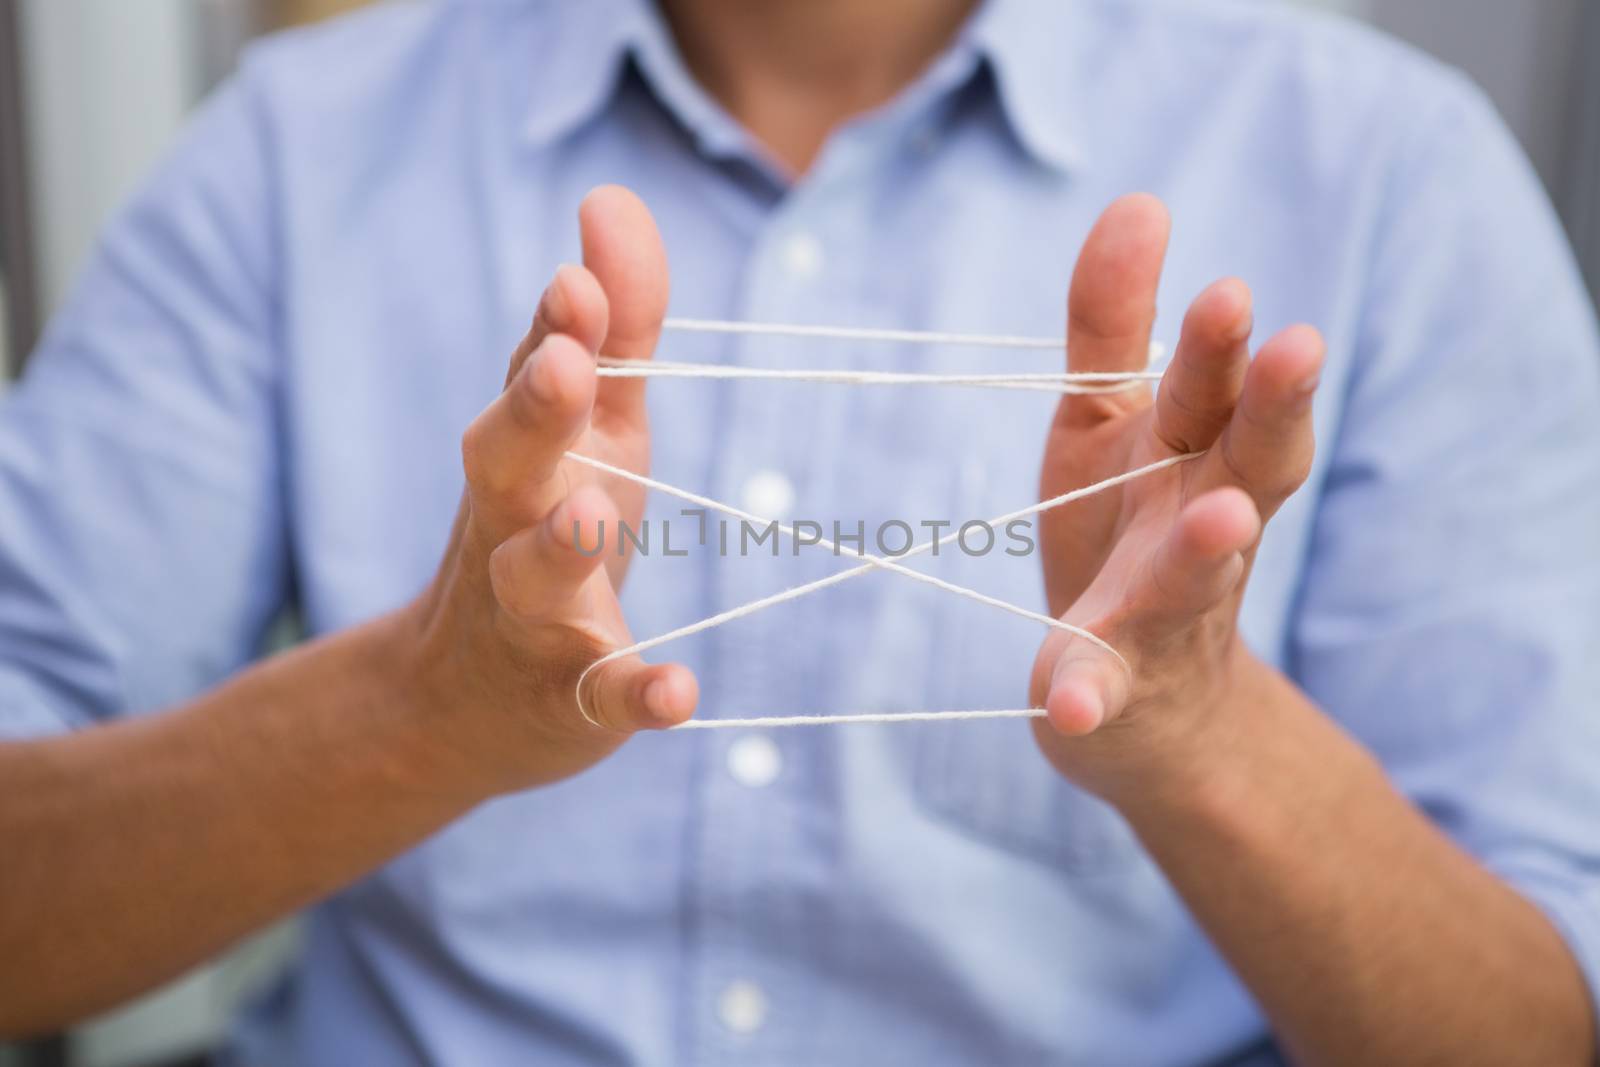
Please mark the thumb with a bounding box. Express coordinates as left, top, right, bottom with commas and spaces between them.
1058, 193, 1169, 431
580, 184, 669, 426
578, 655, 698, 734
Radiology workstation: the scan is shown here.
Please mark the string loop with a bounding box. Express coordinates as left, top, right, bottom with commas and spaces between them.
566, 318, 1192, 730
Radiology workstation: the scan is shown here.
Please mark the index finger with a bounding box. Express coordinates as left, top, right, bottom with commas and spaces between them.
1151, 278, 1253, 454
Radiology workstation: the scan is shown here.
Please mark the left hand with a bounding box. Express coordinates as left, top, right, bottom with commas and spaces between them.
1030, 194, 1324, 801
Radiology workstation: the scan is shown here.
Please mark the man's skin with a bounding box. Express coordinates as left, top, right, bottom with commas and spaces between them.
0, 1, 1594, 1062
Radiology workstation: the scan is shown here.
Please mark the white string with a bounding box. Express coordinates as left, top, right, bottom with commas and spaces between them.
647, 317, 1165, 394
596, 358, 1161, 395
567, 449, 1201, 730
564, 451, 1126, 658
563, 316, 1189, 730
672, 709, 1050, 730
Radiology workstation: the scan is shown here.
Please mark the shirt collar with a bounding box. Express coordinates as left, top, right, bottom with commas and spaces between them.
965, 0, 1085, 173
518, 0, 755, 158
516, 0, 648, 148
518, 0, 1082, 175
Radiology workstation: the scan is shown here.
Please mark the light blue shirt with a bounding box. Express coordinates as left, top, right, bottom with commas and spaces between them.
4, 0, 1599, 1063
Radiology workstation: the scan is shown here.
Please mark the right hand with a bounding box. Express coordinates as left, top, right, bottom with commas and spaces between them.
397, 185, 698, 797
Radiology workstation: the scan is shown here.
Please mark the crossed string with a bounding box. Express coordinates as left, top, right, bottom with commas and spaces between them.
569, 318, 1201, 730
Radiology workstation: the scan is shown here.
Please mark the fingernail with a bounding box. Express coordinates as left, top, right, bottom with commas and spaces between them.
539, 266, 575, 325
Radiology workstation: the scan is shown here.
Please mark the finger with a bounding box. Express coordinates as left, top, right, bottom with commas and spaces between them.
580, 185, 669, 426
1059, 194, 1171, 429
1199, 324, 1324, 516
461, 334, 596, 538
583, 657, 699, 733
1136, 488, 1258, 631
1152, 278, 1253, 454
1042, 639, 1130, 738
1040, 490, 1259, 738
504, 264, 611, 388
529, 264, 609, 357
488, 485, 616, 619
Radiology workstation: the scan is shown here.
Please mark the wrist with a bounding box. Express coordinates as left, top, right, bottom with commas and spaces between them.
1110, 656, 1391, 882
352, 604, 501, 808
1094, 643, 1279, 817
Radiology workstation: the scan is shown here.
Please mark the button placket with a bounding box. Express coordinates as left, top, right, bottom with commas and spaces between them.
687, 203, 844, 1065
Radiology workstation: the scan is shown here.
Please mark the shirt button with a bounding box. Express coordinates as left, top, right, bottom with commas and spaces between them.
780, 231, 825, 281
741, 469, 795, 519
717, 980, 768, 1035
727, 734, 782, 787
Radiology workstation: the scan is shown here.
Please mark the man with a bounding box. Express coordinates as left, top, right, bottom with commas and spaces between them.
1, 0, 1596, 1062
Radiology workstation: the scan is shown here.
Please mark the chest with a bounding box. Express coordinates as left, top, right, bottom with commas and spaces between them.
274, 118, 1342, 696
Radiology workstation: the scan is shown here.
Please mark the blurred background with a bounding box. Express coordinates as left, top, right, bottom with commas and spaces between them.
0, 0, 1596, 1063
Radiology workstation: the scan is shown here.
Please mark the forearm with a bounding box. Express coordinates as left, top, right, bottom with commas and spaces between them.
1114, 660, 1595, 1066
0, 610, 484, 1037
0, 190, 682, 1038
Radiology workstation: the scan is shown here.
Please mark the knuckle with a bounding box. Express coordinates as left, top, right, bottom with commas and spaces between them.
1237, 393, 1280, 436
1162, 380, 1214, 422
510, 356, 549, 421
462, 419, 516, 496
1219, 429, 1306, 504
487, 542, 535, 617
1259, 466, 1307, 505
1278, 452, 1315, 497
460, 421, 492, 487
1068, 308, 1150, 349
501, 339, 535, 389
1155, 387, 1223, 454
1218, 433, 1256, 489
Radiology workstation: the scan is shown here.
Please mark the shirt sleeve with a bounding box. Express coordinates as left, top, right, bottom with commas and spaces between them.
0, 75, 289, 739
1291, 70, 1600, 1016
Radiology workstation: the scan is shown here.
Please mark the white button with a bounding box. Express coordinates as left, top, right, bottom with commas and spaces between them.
910, 125, 939, 155
727, 735, 782, 787
741, 469, 795, 519
717, 981, 768, 1034
780, 231, 825, 280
